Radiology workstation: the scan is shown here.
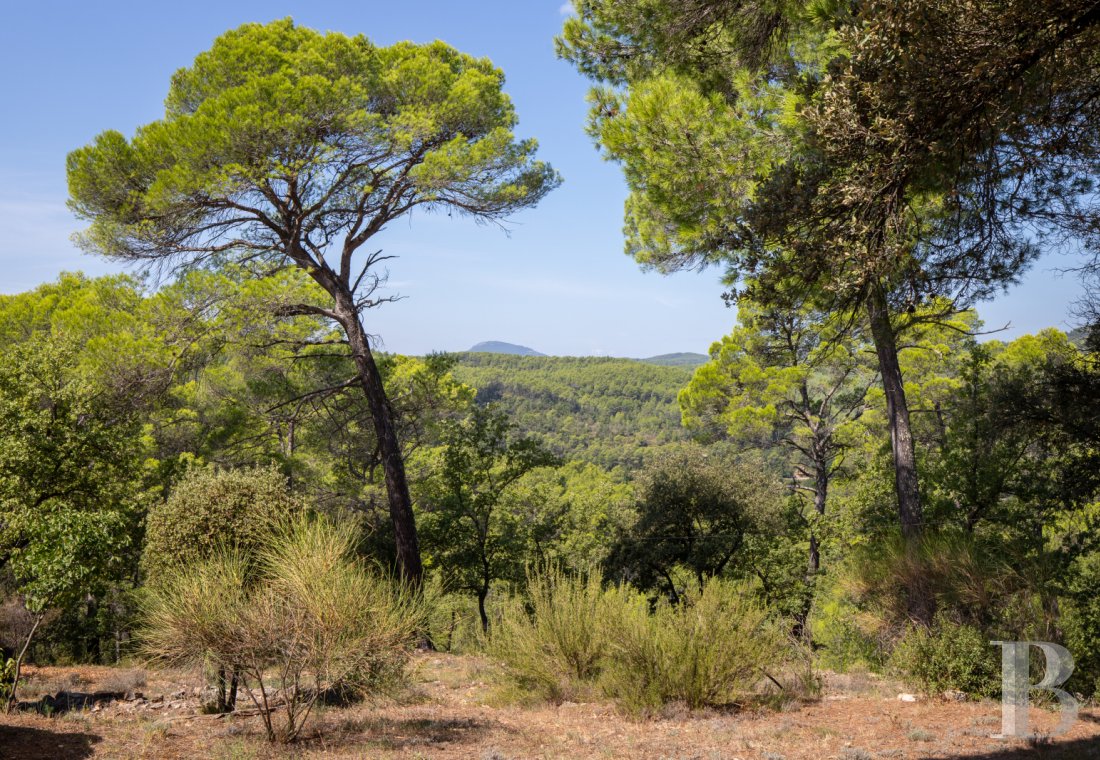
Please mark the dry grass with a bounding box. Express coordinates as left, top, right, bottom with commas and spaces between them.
4, 654, 1100, 758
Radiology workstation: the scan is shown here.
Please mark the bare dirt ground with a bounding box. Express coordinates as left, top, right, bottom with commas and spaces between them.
1, 655, 1098, 759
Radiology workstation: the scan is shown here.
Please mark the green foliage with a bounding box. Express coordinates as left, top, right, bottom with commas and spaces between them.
416, 405, 558, 628
489, 567, 609, 702
916, 330, 1086, 535
605, 444, 779, 598
453, 353, 691, 471
0, 658, 14, 705
600, 578, 806, 714
489, 569, 806, 713
141, 517, 425, 743
141, 465, 304, 580
810, 583, 890, 672
890, 616, 1000, 698
557, 0, 826, 283
680, 301, 872, 450
498, 461, 633, 573
812, 532, 1043, 676
640, 352, 708, 368
420, 576, 483, 654
68, 19, 559, 263
1059, 549, 1100, 697
0, 337, 144, 606
0, 335, 144, 707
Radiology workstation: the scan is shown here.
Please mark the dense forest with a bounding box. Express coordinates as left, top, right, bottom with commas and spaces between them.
453, 353, 691, 471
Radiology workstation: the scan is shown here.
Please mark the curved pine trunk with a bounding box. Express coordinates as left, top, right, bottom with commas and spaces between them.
339, 303, 424, 586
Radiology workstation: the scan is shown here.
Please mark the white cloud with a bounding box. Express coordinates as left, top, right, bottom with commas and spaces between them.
559, 1, 575, 16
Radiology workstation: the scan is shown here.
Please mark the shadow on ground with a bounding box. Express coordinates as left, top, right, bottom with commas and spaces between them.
302, 714, 504, 752
0, 724, 101, 759
19, 690, 128, 715
921, 736, 1100, 758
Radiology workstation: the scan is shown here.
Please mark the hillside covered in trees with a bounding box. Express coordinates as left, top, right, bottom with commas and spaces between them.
452, 353, 691, 472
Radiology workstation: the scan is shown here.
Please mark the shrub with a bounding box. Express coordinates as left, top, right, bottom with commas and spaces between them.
1060, 552, 1100, 697
810, 583, 892, 672
890, 615, 1000, 698
141, 465, 304, 580
141, 517, 425, 742
600, 578, 802, 714
0, 658, 15, 705
421, 576, 484, 654
488, 567, 609, 701
812, 532, 1039, 673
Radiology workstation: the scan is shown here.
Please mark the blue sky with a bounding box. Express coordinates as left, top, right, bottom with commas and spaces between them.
0, 1, 1084, 356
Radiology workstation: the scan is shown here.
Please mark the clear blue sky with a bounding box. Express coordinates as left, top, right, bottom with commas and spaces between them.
0, 1, 1084, 356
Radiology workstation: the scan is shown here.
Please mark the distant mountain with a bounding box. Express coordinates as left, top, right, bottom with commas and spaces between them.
638, 352, 709, 368
467, 341, 546, 356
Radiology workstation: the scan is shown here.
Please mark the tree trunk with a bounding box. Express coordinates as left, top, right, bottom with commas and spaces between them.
6, 611, 43, 713
477, 587, 490, 634
228, 671, 239, 711
808, 455, 828, 576
866, 283, 934, 625
338, 303, 424, 586
795, 457, 827, 641
216, 667, 227, 713
866, 284, 923, 538
85, 594, 100, 664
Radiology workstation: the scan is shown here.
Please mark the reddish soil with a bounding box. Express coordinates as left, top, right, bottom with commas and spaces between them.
1, 656, 1098, 759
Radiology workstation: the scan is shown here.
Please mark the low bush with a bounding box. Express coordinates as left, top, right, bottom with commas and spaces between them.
489, 569, 810, 713
141, 465, 304, 580
890, 614, 1000, 698
488, 567, 608, 702
813, 532, 1040, 678
600, 578, 805, 714
422, 576, 484, 654
140, 517, 425, 743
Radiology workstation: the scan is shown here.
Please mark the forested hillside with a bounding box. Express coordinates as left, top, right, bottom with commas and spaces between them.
452, 353, 691, 472
638, 352, 709, 368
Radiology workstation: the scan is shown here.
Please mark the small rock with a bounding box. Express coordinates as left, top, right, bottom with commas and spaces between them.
943, 690, 967, 702
897, 693, 918, 702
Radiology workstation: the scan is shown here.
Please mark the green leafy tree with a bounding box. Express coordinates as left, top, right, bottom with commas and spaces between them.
0, 338, 143, 710
68, 18, 560, 584
680, 300, 875, 579
606, 444, 778, 601
500, 461, 634, 573
416, 406, 559, 631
